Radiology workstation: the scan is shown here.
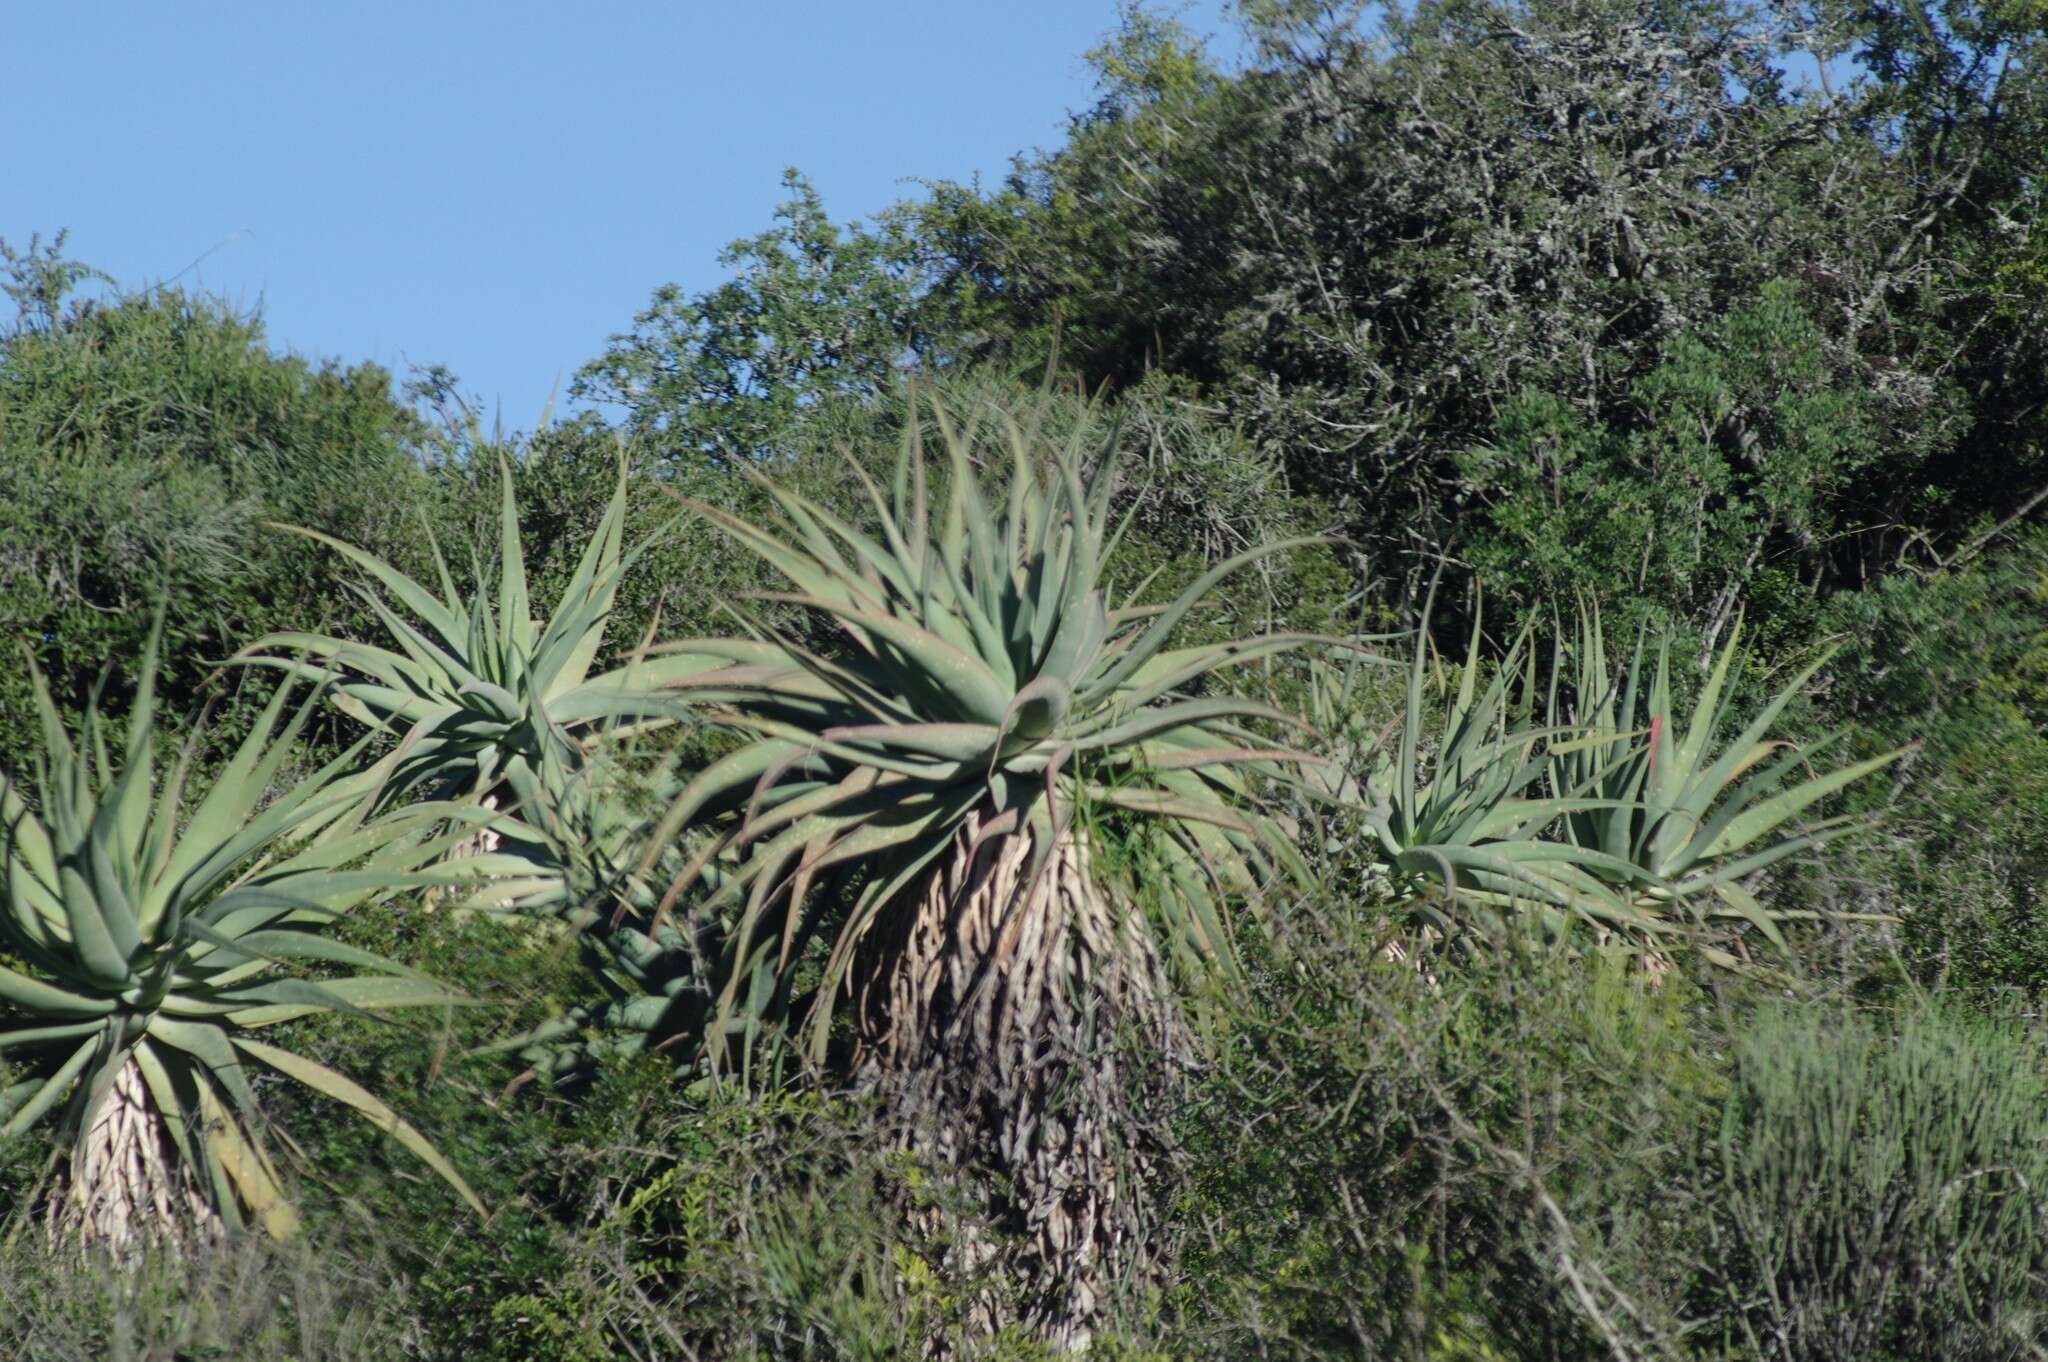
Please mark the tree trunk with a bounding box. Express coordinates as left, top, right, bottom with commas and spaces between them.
51, 1055, 216, 1256
853, 807, 1186, 1352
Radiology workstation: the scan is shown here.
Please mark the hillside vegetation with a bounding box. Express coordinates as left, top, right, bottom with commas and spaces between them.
4, 2, 2048, 1358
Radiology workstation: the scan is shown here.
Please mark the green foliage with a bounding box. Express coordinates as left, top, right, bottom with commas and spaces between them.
389, 1053, 1046, 1362
466, 875, 718, 1084
1162, 906, 2048, 1362
1809, 532, 2048, 998
909, 0, 2046, 623
0, 1232, 410, 1362
0, 640, 487, 1237
0, 245, 437, 774
12, 0, 2048, 1349
1167, 912, 1725, 1359
1704, 1005, 2048, 1360
1462, 286, 1885, 623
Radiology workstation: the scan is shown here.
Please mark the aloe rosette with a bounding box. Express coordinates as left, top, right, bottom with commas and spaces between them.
1349, 605, 1650, 937
0, 646, 491, 1248
234, 459, 685, 810
1549, 607, 1911, 960
640, 388, 1330, 1346
646, 396, 1327, 1055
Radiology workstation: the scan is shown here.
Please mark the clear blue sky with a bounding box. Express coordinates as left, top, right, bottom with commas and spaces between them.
6, 1, 1234, 426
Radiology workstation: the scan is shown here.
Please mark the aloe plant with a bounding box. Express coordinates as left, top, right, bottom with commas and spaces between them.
1372, 611, 1649, 929
1305, 592, 1648, 945
234, 458, 684, 810
1548, 606, 1910, 961
641, 386, 1328, 1347
453, 749, 722, 1082
1306, 592, 1908, 965
0, 643, 489, 1249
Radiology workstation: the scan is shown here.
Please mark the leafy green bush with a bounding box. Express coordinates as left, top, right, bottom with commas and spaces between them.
1166, 908, 1726, 1360
398, 1068, 1052, 1362
1163, 905, 2048, 1362
1792, 531, 2048, 1000
0, 241, 445, 774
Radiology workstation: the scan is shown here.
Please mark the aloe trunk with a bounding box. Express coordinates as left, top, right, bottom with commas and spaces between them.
48, 1055, 216, 1255
852, 810, 1180, 1348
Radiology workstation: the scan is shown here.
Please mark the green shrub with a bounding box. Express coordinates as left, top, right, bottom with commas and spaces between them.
402, 1071, 1050, 1361
0, 1232, 410, 1362
0, 244, 446, 775
1701, 1005, 2048, 1361
1813, 534, 2048, 1001
1167, 910, 1726, 1360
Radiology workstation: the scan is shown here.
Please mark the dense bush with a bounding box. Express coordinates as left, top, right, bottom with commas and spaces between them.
1705, 1006, 2048, 1360
0, 1233, 410, 1362
0, 236, 446, 773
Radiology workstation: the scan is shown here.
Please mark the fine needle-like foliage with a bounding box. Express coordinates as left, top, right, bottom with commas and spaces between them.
1549, 606, 1912, 964
0, 638, 489, 1251
234, 458, 684, 809
644, 384, 1331, 1346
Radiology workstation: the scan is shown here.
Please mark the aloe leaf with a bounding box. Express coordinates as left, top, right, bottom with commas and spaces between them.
1703, 878, 1791, 955
199, 1076, 299, 1239
1075, 697, 1301, 750
820, 723, 1003, 764
0, 1034, 99, 1137
233, 1038, 485, 1218
0, 966, 117, 1017
205, 930, 431, 978
131, 1039, 203, 1189
0, 1019, 108, 1052
146, 1016, 260, 1116
223, 976, 475, 1028
542, 466, 629, 694
1082, 786, 1256, 834
1673, 650, 1835, 825
1696, 745, 1909, 863
801, 820, 964, 1063
56, 864, 130, 988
